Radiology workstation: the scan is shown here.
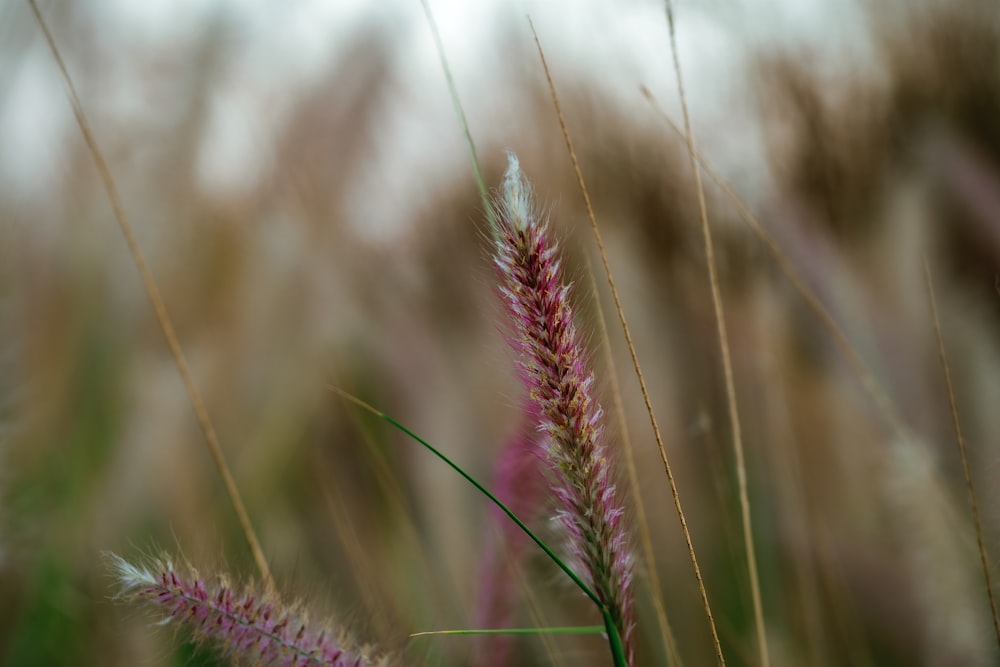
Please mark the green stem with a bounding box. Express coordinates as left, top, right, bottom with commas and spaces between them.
603, 608, 628, 667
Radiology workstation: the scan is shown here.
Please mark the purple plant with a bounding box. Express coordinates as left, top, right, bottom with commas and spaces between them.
475, 401, 547, 667
491, 152, 635, 665
109, 554, 395, 667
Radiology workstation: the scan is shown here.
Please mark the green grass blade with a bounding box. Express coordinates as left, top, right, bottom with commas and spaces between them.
333, 387, 628, 666
410, 625, 604, 638
332, 387, 599, 607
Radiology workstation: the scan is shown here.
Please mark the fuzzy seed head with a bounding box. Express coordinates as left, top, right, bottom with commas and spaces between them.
109, 553, 396, 667
490, 152, 635, 665
500, 150, 533, 231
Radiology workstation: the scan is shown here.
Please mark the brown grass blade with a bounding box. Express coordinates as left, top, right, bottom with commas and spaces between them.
661, 3, 768, 665
527, 16, 726, 667
639, 85, 912, 444
923, 259, 1000, 650
28, 0, 273, 592
584, 253, 684, 667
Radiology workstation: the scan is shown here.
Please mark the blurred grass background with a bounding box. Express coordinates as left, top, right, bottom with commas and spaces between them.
2, 0, 1000, 665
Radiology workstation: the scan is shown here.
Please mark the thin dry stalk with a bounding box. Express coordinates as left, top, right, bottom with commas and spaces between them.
923, 259, 1000, 650
661, 4, 769, 665
584, 254, 684, 667
527, 18, 726, 667
757, 343, 830, 665
639, 85, 913, 444
339, 398, 462, 625
322, 482, 398, 643
496, 519, 566, 667
27, 0, 274, 592
418, 0, 494, 228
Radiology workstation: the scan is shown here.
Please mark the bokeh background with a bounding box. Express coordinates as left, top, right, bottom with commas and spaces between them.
2, 0, 1000, 665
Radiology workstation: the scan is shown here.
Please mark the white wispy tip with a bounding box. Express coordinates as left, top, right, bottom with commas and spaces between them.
501, 150, 532, 231
106, 552, 157, 592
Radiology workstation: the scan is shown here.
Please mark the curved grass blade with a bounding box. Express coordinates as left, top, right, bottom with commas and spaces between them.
331, 387, 627, 667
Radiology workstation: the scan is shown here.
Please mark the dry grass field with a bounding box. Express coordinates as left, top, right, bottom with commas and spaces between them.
1, 1, 999, 665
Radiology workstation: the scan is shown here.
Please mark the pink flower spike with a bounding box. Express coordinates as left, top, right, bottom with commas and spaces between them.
108, 553, 397, 667
490, 152, 636, 665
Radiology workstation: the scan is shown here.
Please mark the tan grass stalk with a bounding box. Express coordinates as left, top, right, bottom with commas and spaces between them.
321, 482, 398, 644
923, 259, 1000, 650
417, 0, 494, 229
498, 520, 565, 667
584, 254, 684, 667
27, 0, 273, 592
639, 85, 912, 444
527, 17, 726, 667
339, 400, 461, 625
660, 4, 769, 665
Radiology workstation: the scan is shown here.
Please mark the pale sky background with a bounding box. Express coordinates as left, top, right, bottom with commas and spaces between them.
1, 0, 876, 240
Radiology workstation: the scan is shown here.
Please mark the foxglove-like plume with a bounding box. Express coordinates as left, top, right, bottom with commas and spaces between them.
110, 554, 395, 667
491, 152, 635, 665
